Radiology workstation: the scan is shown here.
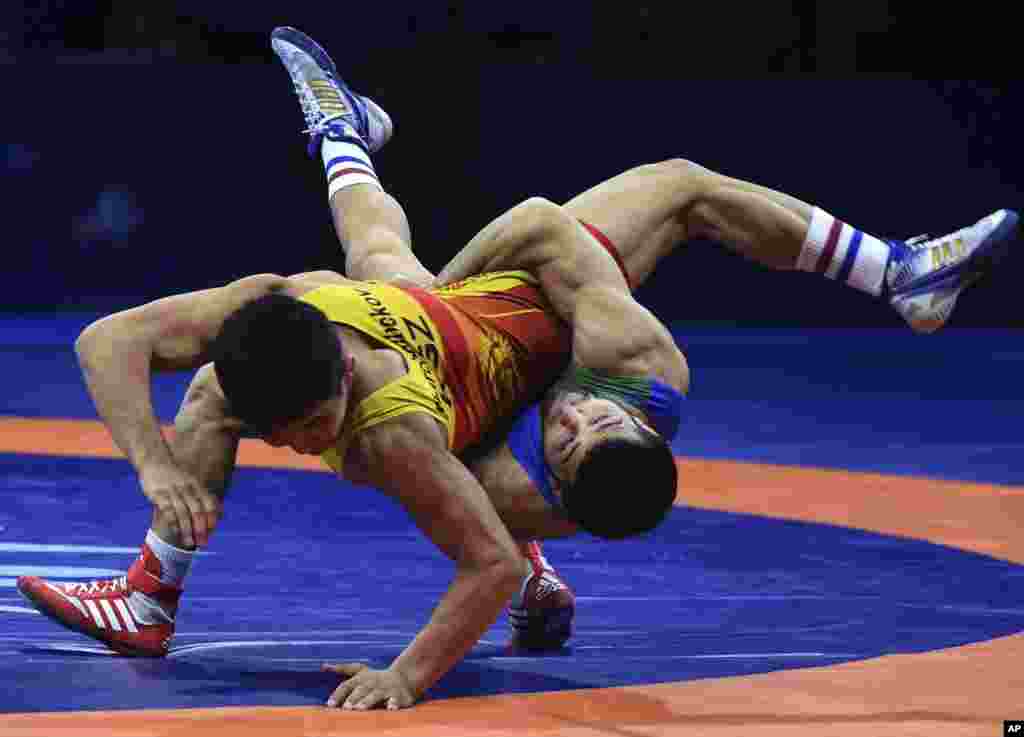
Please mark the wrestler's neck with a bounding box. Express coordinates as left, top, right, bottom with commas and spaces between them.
335, 324, 408, 403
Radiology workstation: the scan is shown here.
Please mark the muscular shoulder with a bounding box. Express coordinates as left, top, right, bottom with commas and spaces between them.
356, 411, 446, 457
349, 411, 449, 491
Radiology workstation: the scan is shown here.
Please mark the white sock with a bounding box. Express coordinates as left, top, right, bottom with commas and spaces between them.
796, 207, 892, 296
127, 591, 175, 624
322, 136, 381, 200
145, 529, 194, 588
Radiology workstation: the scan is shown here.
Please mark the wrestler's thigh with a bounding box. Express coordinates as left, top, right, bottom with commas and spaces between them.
346, 247, 437, 287
329, 189, 437, 285
562, 160, 704, 287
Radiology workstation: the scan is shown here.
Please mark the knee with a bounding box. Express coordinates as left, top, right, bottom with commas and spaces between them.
345, 228, 412, 281
631, 157, 708, 178
627, 160, 722, 209
518, 196, 565, 220
651, 159, 721, 192
685, 185, 730, 236
515, 196, 578, 239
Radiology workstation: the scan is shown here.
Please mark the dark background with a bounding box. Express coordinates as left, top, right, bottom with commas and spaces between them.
2, 2, 1021, 326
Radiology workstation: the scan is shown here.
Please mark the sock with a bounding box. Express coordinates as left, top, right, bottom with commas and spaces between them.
123, 530, 191, 621
143, 529, 194, 588
796, 207, 893, 296
322, 131, 381, 200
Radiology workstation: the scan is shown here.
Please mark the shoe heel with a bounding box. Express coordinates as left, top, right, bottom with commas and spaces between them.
969, 209, 1019, 274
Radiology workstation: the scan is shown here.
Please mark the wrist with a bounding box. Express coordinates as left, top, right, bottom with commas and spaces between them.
137, 452, 178, 480
386, 662, 420, 699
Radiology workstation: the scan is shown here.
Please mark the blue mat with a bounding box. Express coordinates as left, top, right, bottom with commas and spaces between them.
2, 454, 1023, 712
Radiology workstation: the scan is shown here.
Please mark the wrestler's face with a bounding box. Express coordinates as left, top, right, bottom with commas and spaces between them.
543, 392, 654, 486
264, 356, 354, 455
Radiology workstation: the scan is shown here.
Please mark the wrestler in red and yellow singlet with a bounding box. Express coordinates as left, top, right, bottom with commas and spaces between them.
298, 270, 570, 473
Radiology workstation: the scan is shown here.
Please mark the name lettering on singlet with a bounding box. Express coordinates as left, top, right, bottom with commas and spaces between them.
355, 288, 453, 416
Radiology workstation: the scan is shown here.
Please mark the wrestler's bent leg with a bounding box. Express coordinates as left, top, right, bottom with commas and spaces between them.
272, 26, 435, 286
12, 368, 226, 657
564, 159, 1014, 331
328, 186, 436, 285
562, 159, 811, 286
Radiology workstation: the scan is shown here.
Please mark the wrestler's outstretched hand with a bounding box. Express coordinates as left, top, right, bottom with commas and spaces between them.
323, 662, 417, 710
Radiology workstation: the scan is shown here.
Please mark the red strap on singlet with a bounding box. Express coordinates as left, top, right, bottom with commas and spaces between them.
578, 220, 632, 289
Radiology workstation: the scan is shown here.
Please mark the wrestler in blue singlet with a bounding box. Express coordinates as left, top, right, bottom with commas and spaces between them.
507, 366, 686, 513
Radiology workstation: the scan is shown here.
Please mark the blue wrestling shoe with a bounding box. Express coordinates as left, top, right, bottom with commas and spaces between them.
270, 26, 393, 158
887, 209, 1018, 333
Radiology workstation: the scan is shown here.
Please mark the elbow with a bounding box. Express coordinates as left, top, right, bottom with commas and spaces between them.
74, 319, 110, 369
458, 543, 522, 601
75, 313, 138, 375
518, 196, 560, 215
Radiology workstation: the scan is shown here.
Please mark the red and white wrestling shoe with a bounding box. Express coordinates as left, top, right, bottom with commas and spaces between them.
508, 541, 575, 651
17, 545, 181, 657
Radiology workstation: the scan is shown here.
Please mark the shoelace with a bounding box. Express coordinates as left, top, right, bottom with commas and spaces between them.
293, 78, 348, 135
889, 225, 975, 292
903, 220, 976, 252
70, 576, 128, 596
294, 79, 323, 131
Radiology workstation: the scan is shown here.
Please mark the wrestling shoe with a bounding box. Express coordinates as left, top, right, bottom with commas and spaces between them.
887, 209, 1018, 333
271, 26, 393, 158
507, 541, 575, 651
16, 545, 180, 657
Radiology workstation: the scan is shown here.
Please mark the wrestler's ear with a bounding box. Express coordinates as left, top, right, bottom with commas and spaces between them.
340, 354, 356, 392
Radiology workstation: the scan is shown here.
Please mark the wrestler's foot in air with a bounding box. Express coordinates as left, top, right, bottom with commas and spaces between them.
17, 547, 180, 657
271, 26, 393, 158
508, 542, 575, 651
887, 209, 1019, 333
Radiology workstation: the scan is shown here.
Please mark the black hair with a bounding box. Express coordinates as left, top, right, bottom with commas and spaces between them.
211, 293, 346, 433
560, 420, 678, 539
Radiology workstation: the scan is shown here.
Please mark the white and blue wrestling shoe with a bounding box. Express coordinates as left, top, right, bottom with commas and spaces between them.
888, 209, 1018, 333
270, 26, 393, 158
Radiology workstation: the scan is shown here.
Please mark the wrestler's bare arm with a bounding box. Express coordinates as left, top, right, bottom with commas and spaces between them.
75, 274, 286, 546
350, 414, 523, 705
569, 286, 688, 390
436, 198, 688, 389
75, 273, 283, 473
434, 198, 620, 298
